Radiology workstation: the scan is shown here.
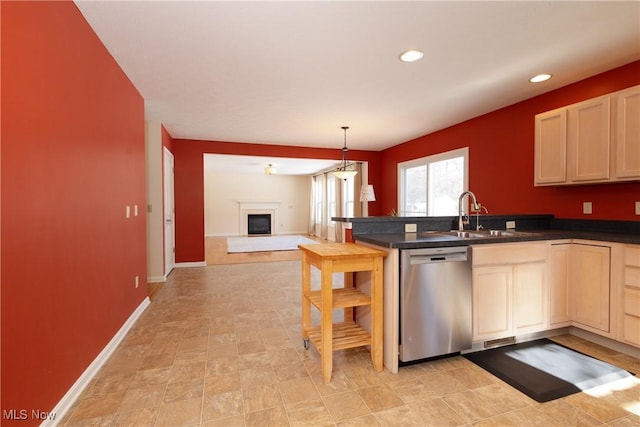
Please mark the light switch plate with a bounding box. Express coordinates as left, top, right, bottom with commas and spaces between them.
583, 202, 593, 215
405, 223, 417, 232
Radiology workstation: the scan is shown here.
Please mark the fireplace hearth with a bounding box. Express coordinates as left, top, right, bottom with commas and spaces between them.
247, 214, 272, 235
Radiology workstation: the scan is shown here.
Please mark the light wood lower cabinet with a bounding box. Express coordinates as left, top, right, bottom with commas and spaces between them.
513, 262, 547, 333
471, 240, 634, 348
572, 243, 611, 332
549, 243, 572, 326
622, 245, 640, 346
473, 266, 512, 340
472, 243, 548, 342
550, 242, 611, 333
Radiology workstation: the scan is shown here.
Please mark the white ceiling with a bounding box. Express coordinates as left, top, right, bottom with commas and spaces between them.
204, 153, 340, 175
75, 0, 640, 157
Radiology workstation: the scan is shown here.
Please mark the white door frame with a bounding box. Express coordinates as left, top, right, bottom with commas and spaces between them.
163, 148, 175, 276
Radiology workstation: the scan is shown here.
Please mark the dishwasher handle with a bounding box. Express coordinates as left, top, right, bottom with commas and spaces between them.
409, 251, 468, 264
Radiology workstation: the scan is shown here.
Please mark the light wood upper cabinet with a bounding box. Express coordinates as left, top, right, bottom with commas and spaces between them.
535, 84, 639, 186
534, 108, 567, 185
613, 86, 640, 179
567, 95, 611, 182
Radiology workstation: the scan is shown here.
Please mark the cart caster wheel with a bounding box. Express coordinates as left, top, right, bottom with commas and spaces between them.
303, 339, 310, 350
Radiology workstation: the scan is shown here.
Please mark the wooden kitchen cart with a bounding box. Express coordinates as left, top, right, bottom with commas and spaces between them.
298, 243, 387, 383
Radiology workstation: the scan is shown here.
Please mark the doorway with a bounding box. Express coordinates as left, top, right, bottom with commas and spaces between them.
164, 148, 175, 276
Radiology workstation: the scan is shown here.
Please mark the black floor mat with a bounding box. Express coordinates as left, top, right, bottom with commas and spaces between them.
464, 338, 633, 402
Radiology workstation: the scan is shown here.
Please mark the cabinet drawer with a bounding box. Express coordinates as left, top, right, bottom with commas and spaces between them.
472, 243, 547, 266
624, 288, 640, 317
625, 246, 640, 268
625, 266, 640, 288
623, 315, 640, 347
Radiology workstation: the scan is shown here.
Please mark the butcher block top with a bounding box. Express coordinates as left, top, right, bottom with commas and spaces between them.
298, 243, 387, 260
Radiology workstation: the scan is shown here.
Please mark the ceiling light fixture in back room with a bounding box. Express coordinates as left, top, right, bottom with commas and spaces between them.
264, 164, 277, 175
333, 126, 358, 180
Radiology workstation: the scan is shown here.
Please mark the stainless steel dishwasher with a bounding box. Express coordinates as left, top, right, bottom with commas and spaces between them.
399, 246, 472, 363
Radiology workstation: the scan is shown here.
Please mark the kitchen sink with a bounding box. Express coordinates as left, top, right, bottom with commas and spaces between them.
450, 231, 486, 238
421, 230, 539, 239
481, 230, 540, 237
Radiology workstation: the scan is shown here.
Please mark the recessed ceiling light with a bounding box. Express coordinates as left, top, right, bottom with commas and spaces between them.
529, 73, 552, 83
400, 49, 424, 63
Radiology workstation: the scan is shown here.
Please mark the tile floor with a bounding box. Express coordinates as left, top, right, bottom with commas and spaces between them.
61, 260, 639, 426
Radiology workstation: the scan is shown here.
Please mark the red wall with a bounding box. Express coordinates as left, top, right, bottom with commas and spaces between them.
379, 61, 640, 220
162, 124, 174, 152
1, 2, 147, 424
172, 139, 381, 262
172, 63, 639, 263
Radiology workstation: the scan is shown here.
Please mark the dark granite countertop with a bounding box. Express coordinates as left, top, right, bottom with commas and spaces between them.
354, 229, 640, 250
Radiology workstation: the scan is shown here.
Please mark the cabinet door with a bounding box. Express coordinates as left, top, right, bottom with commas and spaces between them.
572, 244, 611, 332
613, 85, 640, 180
549, 244, 572, 326
535, 108, 567, 185
567, 95, 611, 182
513, 262, 547, 333
473, 266, 512, 341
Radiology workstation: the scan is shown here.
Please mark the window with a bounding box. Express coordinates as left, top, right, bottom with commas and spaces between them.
313, 176, 324, 235
344, 179, 355, 217
398, 147, 468, 216
327, 174, 336, 223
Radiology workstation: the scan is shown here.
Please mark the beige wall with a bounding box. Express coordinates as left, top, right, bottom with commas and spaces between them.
204, 171, 311, 236
145, 120, 165, 281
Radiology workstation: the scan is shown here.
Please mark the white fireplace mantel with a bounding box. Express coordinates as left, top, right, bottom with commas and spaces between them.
237, 201, 281, 210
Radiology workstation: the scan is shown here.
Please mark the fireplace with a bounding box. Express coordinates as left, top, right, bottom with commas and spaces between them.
247, 214, 272, 235
238, 201, 278, 235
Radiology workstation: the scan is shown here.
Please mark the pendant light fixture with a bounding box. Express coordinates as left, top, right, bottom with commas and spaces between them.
334, 126, 358, 180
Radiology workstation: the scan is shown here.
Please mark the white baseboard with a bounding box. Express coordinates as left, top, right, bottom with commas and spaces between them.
206, 231, 311, 238
175, 261, 206, 268
147, 275, 167, 283
42, 297, 151, 427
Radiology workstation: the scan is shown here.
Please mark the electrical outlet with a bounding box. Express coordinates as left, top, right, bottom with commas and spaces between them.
636, 201, 640, 215
506, 221, 516, 229
583, 202, 593, 215
405, 223, 417, 232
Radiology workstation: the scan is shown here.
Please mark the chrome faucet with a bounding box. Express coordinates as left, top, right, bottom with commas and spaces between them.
458, 191, 480, 231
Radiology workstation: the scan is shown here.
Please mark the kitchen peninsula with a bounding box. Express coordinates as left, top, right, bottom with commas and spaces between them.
334, 214, 640, 373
